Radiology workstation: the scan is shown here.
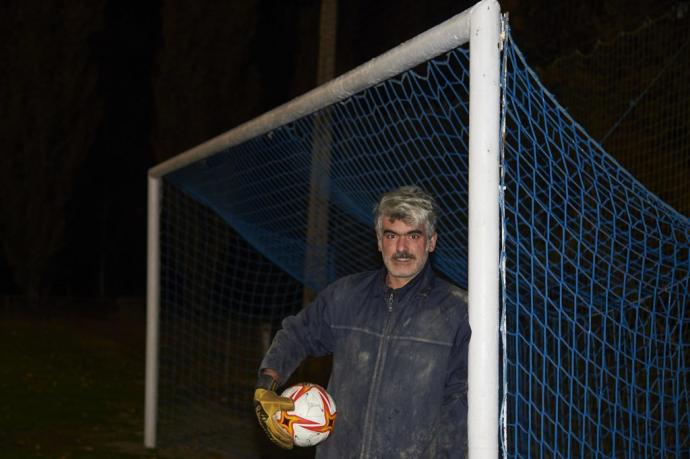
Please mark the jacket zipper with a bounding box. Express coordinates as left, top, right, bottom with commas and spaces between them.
360, 289, 395, 457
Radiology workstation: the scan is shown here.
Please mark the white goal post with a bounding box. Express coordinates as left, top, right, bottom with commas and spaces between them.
145, 1, 503, 456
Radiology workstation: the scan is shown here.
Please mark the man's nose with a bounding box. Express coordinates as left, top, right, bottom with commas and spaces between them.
396, 236, 408, 251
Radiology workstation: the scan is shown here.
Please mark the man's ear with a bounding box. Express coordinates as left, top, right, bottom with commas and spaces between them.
428, 232, 437, 252
376, 233, 383, 252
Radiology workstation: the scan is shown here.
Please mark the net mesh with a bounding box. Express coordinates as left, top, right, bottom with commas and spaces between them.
158, 184, 304, 456
539, 3, 690, 217
502, 35, 690, 457
154, 29, 690, 457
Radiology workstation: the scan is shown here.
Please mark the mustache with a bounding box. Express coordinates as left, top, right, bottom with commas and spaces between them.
392, 251, 416, 260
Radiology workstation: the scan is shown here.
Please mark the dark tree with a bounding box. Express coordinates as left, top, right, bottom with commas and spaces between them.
152, 0, 319, 162
0, 1, 106, 297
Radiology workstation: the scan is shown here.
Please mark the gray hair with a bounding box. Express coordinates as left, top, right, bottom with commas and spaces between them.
374, 186, 439, 237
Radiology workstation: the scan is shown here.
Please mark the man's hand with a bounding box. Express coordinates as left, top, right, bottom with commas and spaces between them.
253, 372, 295, 449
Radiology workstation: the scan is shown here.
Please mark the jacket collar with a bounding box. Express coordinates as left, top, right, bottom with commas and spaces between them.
373, 260, 435, 298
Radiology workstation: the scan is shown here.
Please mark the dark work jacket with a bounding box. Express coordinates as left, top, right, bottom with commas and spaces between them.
260, 262, 470, 458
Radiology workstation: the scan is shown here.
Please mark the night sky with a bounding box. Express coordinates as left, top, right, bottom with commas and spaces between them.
1, 0, 669, 301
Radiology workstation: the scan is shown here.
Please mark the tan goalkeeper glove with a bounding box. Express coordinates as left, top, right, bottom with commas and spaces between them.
254, 372, 295, 449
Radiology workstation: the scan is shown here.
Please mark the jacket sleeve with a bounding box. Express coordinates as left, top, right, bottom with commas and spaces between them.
425, 303, 471, 458
258, 282, 337, 383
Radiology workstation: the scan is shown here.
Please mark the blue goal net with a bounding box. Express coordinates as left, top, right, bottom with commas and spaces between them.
153, 28, 690, 457
502, 35, 690, 457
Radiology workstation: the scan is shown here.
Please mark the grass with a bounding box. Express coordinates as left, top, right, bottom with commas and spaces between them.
0, 304, 172, 459
0, 302, 320, 459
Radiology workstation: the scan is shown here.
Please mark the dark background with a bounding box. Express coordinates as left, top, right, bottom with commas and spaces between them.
0, 0, 673, 303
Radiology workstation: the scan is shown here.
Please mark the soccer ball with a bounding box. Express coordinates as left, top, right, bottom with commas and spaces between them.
273, 383, 337, 447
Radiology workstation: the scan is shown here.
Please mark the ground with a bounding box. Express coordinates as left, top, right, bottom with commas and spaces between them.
0, 300, 189, 459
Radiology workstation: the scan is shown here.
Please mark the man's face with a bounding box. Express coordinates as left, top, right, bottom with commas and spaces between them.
377, 217, 437, 289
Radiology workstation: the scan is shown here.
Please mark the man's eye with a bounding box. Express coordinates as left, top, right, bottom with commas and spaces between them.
409, 233, 420, 240
386, 233, 397, 240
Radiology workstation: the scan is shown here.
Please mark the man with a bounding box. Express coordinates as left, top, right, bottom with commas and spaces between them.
254, 186, 470, 458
